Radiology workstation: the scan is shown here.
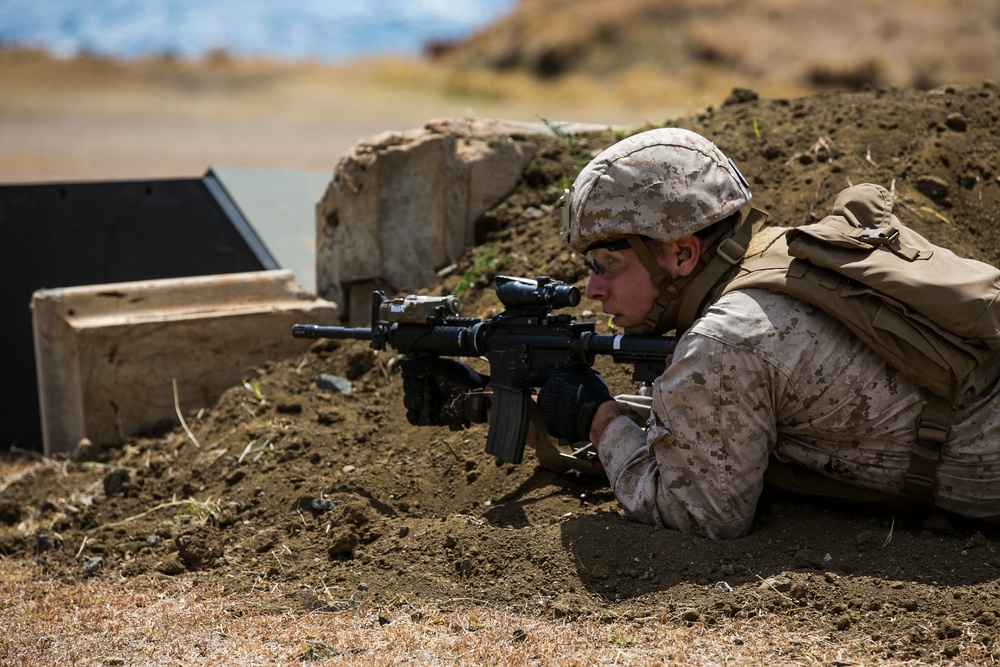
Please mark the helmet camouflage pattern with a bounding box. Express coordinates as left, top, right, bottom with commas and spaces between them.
563, 128, 752, 253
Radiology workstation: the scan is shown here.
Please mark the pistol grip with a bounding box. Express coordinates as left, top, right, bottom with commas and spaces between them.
485, 385, 531, 464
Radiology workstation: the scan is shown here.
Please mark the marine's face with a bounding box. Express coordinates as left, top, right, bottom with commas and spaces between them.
583, 237, 663, 329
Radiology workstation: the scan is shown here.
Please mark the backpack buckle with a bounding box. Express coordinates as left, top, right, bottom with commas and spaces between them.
857, 226, 899, 247
716, 237, 746, 265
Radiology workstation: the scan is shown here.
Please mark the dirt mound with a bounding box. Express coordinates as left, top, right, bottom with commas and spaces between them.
4, 83, 1000, 661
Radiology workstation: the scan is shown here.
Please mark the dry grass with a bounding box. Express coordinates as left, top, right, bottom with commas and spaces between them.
1, 557, 991, 666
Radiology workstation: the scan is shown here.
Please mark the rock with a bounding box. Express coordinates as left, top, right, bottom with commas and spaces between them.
311, 497, 338, 512
73, 437, 101, 461
316, 374, 353, 394
914, 175, 949, 202
945, 112, 968, 131
794, 549, 825, 569
714, 581, 734, 594
82, 555, 103, 575
761, 576, 792, 592
225, 470, 246, 486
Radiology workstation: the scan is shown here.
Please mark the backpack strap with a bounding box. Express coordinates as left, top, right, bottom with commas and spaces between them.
903, 392, 952, 502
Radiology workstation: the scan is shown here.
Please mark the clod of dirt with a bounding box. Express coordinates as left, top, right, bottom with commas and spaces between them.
175, 525, 224, 570
915, 174, 950, 203
0, 500, 22, 525
327, 527, 359, 560
102, 467, 132, 497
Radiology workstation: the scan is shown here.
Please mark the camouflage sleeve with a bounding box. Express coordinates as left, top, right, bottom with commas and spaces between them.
597, 331, 777, 539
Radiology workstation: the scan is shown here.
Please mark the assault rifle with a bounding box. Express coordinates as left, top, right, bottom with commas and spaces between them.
292, 276, 675, 465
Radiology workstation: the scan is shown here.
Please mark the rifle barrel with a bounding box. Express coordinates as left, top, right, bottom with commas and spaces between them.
291, 324, 374, 341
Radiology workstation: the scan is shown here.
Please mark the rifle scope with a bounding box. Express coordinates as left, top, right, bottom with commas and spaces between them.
494, 275, 580, 311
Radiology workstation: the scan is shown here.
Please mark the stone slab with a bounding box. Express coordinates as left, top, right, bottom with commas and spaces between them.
32, 270, 338, 455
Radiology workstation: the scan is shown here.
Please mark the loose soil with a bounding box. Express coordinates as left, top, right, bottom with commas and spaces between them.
4, 82, 1000, 663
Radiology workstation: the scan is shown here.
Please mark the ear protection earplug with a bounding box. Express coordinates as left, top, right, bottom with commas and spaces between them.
677, 249, 692, 261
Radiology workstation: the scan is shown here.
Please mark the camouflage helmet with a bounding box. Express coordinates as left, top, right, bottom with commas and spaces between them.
562, 128, 752, 253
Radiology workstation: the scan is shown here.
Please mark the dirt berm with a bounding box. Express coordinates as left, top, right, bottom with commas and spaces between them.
4, 83, 1000, 661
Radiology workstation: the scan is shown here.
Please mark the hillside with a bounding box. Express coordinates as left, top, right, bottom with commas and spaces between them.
442, 0, 1000, 93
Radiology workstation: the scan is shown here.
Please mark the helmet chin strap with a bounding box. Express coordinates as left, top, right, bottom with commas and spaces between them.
623, 209, 762, 336
623, 235, 693, 336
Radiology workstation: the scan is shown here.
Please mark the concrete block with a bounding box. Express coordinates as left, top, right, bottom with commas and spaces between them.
32, 270, 338, 456
316, 117, 615, 325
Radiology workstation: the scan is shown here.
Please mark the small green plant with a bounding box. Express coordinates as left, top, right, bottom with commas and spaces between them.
538, 115, 590, 165
608, 127, 630, 142
174, 498, 217, 524
242, 380, 264, 405
238, 438, 275, 464
752, 116, 761, 140
89, 497, 219, 533
452, 244, 503, 297
612, 629, 641, 647
537, 114, 569, 137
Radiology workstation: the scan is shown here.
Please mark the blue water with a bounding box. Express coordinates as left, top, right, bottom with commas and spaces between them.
0, 0, 515, 63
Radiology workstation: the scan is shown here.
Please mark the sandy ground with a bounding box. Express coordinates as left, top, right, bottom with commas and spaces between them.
0, 54, 479, 183
0, 49, 717, 185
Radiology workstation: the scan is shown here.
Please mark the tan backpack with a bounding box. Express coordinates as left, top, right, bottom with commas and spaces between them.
721, 183, 1000, 499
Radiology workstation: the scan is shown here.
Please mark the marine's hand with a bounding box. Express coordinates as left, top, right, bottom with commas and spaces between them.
397, 358, 489, 430
537, 367, 613, 443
